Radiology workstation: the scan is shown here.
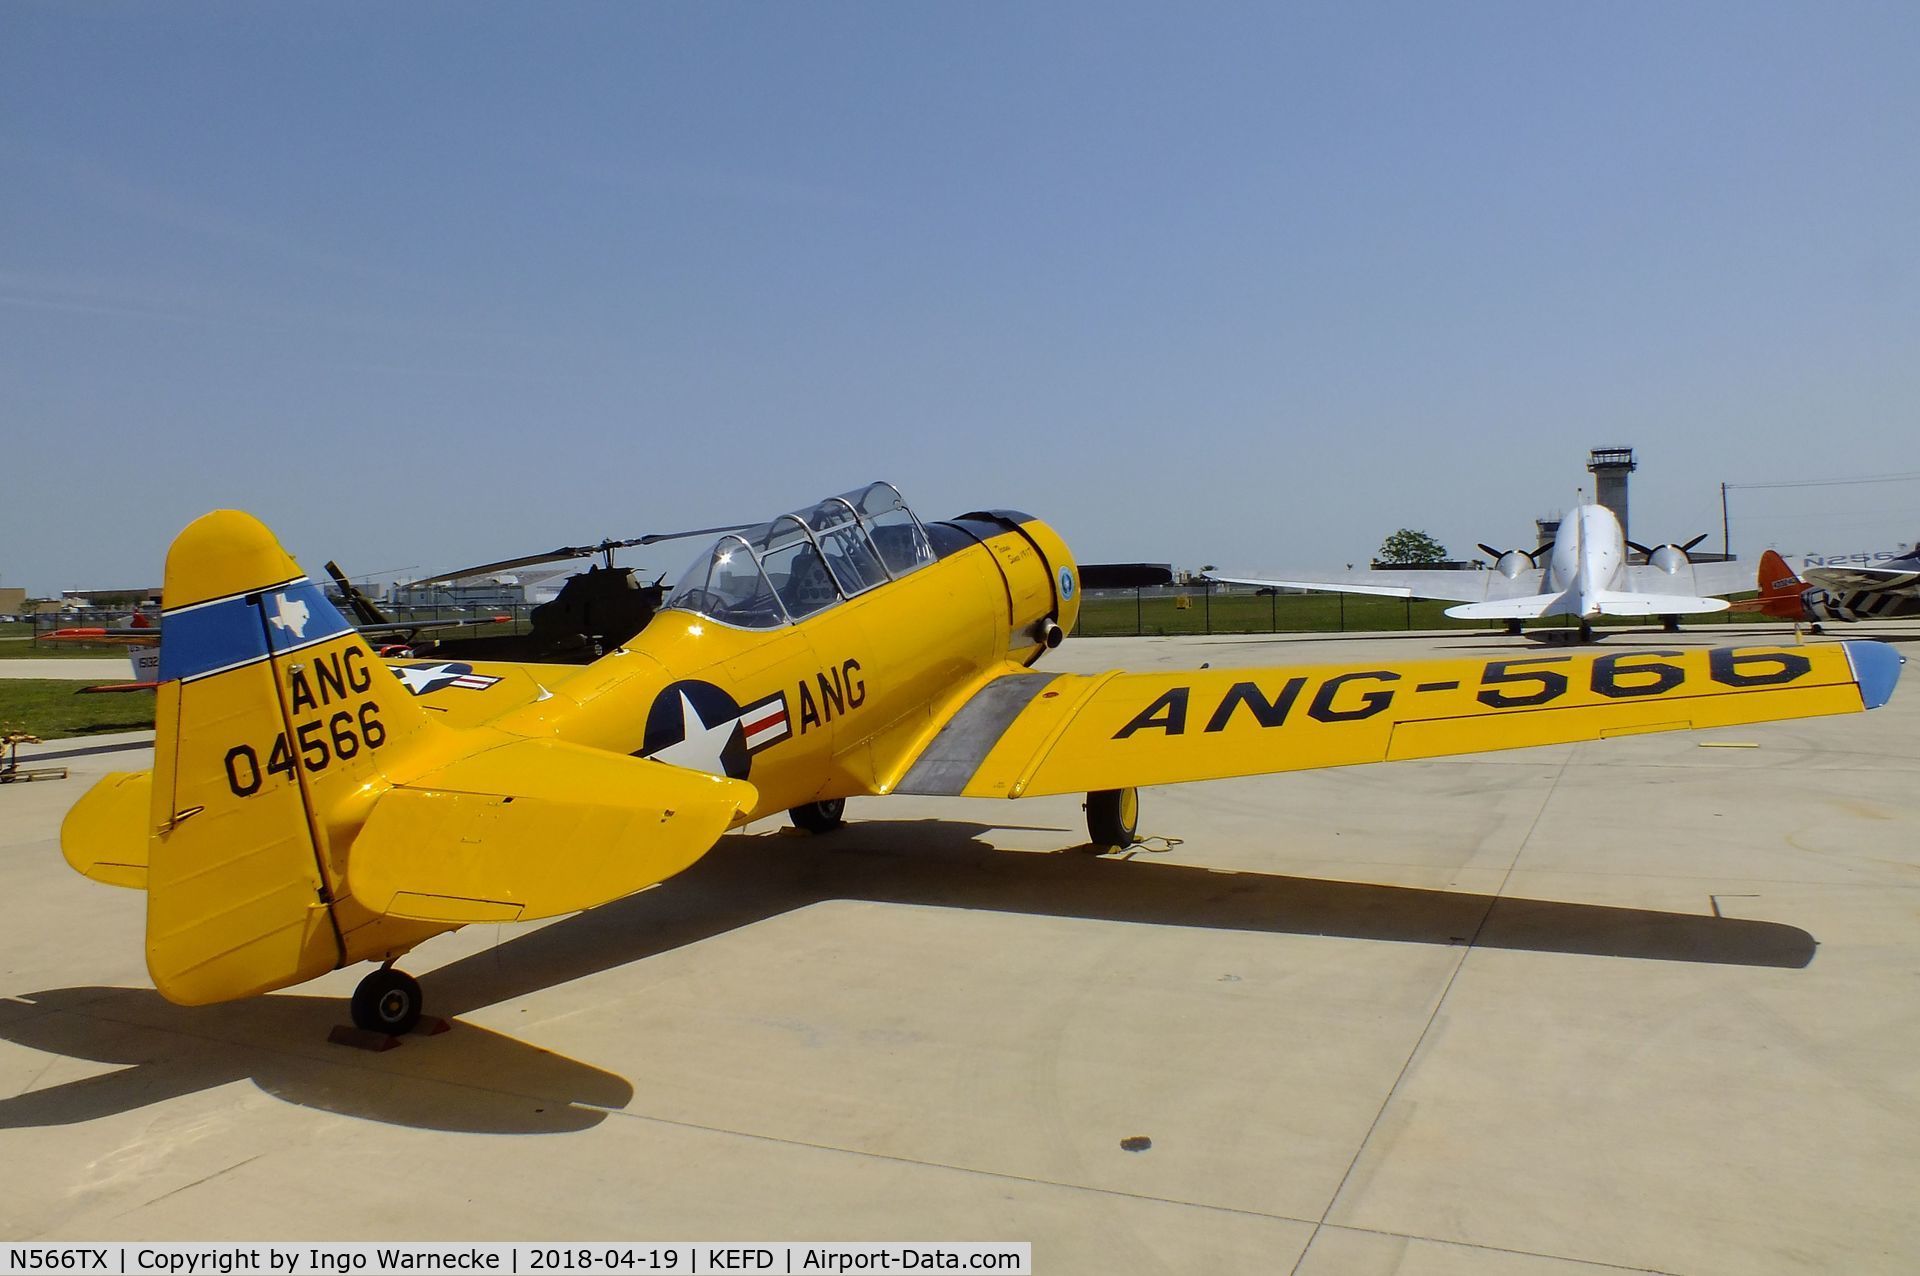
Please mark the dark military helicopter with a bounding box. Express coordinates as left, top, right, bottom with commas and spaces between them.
327, 524, 747, 665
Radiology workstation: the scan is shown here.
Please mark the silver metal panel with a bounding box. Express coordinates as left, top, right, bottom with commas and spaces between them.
895, 672, 1062, 796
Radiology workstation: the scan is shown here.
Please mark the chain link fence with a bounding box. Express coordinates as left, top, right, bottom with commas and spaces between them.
18, 604, 541, 649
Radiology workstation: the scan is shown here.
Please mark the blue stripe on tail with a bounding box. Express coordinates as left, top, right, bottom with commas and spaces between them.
159, 579, 353, 683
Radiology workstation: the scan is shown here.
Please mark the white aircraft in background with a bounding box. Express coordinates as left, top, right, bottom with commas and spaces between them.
1208, 503, 1757, 641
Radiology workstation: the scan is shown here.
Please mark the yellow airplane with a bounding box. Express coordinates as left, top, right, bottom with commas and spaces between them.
60, 482, 1903, 1036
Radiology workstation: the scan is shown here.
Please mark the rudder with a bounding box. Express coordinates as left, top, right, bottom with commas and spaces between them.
142, 511, 437, 1004
1730, 550, 1810, 619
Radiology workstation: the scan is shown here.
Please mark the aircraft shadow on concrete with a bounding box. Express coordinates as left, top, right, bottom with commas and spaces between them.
1, 820, 1814, 1134
0, 987, 632, 1134
425, 819, 1817, 1020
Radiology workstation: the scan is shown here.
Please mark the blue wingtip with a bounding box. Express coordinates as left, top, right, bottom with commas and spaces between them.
1842, 640, 1904, 710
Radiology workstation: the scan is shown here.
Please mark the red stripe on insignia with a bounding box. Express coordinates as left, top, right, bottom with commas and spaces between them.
742, 706, 786, 733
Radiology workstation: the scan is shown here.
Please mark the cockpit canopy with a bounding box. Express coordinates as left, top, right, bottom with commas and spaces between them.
662, 482, 936, 629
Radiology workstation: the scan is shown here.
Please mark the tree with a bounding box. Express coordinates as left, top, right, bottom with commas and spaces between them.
1377, 528, 1447, 565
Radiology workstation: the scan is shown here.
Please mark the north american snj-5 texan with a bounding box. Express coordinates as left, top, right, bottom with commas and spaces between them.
57, 482, 1901, 1036
1208, 503, 1753, 641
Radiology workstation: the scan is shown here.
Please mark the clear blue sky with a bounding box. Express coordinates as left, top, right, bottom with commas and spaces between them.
5, 2, 1918, 594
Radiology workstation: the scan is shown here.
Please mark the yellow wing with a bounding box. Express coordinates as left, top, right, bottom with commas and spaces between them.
893, 641, 1900, 799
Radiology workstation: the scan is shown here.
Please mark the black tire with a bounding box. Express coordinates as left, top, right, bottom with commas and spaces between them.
1087, 788, 1140, 850
789, 797, 846, 834
1661, 615, 1681, 633
351, 968, 423, 1036
1504, 619, 1523, 636
1578, 620, 1594, 643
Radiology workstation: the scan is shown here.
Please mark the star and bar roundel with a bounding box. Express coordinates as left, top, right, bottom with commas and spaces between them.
638, 680, 793, 780
388, 661, 504, 696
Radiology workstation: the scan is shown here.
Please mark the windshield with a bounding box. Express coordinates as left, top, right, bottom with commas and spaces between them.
801, 498, 888, 596
847, 482, 934, 576
662, 534, 786, 629
662, 481, 937, 627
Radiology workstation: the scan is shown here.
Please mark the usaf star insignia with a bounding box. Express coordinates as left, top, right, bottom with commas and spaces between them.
387, 661, 505, 696
637, 680, 790, 780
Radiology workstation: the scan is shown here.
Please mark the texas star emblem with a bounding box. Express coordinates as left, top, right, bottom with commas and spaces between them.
638, 680, 791, 780
267, 591, 310, 639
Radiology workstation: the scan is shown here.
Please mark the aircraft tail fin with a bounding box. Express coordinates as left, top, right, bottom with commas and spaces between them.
61, 510, 757, 1007
1726, 550, 1809, 617
107, 512, 442, 1004
1751, 550, 1810, 618
324, 559, 391, 627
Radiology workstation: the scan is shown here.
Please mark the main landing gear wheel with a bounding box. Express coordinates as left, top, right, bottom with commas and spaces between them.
1577, 620, 1595, 643
351, 967, 423, 1036
1504, 619, 1523, 636
1087, 788, 1140, 850
1661, 614, 1682, 633
789, 797, 847, 834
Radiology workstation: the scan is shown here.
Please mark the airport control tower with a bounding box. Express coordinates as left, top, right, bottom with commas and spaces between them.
1587, 446, 1637, 541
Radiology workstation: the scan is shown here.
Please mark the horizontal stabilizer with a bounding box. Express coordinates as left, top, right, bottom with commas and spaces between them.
60, 770, 153, 889
1591, 591, 1730, 617
349, 738, 756, 924
1445, 592, 1571, 620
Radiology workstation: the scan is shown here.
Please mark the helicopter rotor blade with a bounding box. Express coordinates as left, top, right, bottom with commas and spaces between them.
405, 523, 754, 588
404, 546, 602, 588
634, 523, 754, 546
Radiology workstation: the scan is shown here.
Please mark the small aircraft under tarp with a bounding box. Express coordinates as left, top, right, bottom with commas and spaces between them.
60, 481, 1902, 1036
1208, 504, 1752, 641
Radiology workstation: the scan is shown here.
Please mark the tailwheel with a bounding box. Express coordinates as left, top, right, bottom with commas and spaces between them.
1577, 620, 1594, 643
789, 797, 847, 834
351, 967, 423, 1036
1087, 788, 1140, 850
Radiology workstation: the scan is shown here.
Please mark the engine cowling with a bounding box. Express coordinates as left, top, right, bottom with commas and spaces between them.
1495, 550, 1534, 579
941, 511, 1080, 665
1647, 545, 1690, 575
1630, 534, 1709, 577
1479, 543, 1549, 580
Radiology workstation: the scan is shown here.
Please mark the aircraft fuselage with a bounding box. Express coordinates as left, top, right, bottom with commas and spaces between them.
1545, 504, 1630, 619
